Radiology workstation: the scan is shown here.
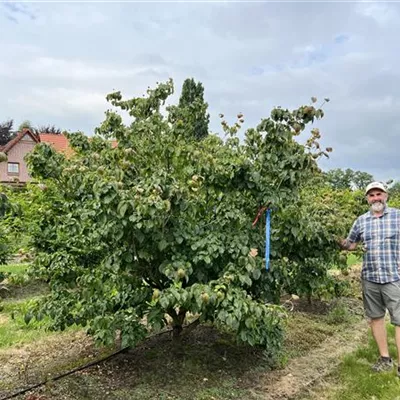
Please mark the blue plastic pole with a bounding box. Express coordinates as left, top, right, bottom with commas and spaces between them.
265, 208, 271, 271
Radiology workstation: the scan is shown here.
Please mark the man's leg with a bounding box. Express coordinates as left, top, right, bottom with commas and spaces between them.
363, 280, 393, 371
383, 282, 400, 367
370, 318, 390, 358
396, 326, 400, 364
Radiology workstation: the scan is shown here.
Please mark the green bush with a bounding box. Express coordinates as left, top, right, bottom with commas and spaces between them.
0, 191, 12, 264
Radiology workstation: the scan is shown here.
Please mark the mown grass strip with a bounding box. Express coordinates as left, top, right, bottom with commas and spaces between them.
0, 263, 30, 276
327, 324, 400, 400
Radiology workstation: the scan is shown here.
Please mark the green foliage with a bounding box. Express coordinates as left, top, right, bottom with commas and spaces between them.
34, 124, 63, 135
0, 190, 12, 264
0, 184, 44, 262
18, 119, 34, 132
0, 119, 15, 146
0, 231, 10, 265
26, 82, 344, 353
0, 297, 56, 348
6, 272, 31, 286
0, 263, 30, 276
252, 185, 364, 302
325, 300, 354, 325
168, 78, 210, 140
389, 182, 400, 199
0, 264, 31, 299
325, 168, 374, 191
0, 271, 9, 299
0, 269, 32, 299
347, 253, 362, 267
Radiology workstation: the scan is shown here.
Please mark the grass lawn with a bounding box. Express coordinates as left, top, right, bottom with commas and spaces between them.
0, 262, 30, 276
0, 263, 53, 348
0, 296, 61, 348
324, 323, 400, 400
347, 253, 362, 267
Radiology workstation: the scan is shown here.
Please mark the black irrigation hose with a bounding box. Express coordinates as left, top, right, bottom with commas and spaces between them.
1, 345, 132, 400
1, 319, 199, 400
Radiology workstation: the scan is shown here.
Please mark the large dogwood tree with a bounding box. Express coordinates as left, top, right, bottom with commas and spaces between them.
26, 80, 343, 352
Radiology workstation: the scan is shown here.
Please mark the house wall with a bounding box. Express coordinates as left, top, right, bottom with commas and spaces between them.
0, 138, 37, 183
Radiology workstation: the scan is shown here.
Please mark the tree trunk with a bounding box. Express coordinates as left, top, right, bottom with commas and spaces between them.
169, 308, 187, 338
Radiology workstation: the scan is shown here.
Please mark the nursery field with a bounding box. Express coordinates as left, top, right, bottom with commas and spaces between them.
2, 262, 395, 400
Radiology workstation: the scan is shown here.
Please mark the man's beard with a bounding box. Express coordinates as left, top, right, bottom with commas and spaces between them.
371, 201, 385, 212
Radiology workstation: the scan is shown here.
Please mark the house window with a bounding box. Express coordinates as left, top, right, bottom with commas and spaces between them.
7, 162, 20, 175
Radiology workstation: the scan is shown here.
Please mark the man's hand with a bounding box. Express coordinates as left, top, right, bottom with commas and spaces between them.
337, 238, 357, 251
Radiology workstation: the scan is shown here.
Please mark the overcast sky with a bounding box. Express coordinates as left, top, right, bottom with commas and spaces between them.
1, 1, 399, 181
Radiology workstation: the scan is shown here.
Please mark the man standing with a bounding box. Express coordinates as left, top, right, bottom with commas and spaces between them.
340, 181, 400, 375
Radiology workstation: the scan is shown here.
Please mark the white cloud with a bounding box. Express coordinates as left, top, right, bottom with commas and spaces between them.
46, 9, 108, 26
9, 88, 107, 116
356, 2, 397, 25
22, 57, 167, 80
293, 45, 317, 54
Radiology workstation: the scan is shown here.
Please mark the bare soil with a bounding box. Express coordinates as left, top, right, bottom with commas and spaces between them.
0, 331, 113, 397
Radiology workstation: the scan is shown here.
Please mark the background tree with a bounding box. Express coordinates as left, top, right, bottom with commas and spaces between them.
352, 170, 374, 190
34, 125, 63, 135
168, 78, 210, 140
325, 168, 373, 190
0, 119, 16, 146
18, 120, 34, 132
388, 181, 400, 197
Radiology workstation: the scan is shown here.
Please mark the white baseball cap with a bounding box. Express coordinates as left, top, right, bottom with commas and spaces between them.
365, 181, 387, 195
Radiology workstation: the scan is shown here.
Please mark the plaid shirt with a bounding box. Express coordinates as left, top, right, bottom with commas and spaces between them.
347, 207, 400, 284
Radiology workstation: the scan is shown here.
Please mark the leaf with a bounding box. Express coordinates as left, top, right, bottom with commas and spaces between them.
118, 202, 128, 217
170, 288, 181, 302
124, 252, 133, 263
24, 312, 33, 325
158, 239, 168, 251
159, 296, 169, 309
103, 194, 116, 204
252, 268, 261, 280
245, 318, 253, 328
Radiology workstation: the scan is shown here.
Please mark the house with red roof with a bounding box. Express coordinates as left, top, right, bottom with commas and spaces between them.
39, 133, 74, 157
0, 129, 40, 184
0, 130, 118, 184
39, 134, 118, 154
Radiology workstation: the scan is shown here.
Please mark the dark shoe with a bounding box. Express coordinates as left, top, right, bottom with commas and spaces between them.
397, 366, 400, 378
371, 356, 393, 372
